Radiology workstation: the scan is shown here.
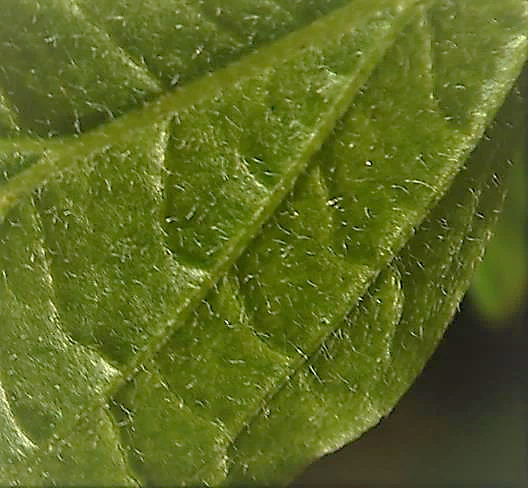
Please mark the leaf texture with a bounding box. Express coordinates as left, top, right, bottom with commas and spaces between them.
0, 0, 527, 486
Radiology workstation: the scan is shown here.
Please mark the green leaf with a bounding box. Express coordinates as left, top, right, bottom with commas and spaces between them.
224, 72, 525, 487
0, 1, 526, 486
470, 98, 528, 324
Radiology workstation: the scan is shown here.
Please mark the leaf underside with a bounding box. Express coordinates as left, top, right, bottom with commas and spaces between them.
0, 0, 526, 486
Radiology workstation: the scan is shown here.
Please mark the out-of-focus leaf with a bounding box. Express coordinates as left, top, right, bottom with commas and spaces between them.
470, 109, 527, 324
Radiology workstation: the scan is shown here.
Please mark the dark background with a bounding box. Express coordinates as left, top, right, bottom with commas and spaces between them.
292, 298, 527, 487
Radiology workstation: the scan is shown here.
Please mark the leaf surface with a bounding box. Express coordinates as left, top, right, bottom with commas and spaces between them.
225, 71, 526, 486
0, 0, 527, 486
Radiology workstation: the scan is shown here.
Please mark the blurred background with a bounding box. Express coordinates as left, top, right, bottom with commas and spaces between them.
291, 97, 528, 488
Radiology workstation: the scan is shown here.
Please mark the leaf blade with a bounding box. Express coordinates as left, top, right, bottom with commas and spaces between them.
1, 0, 423, 483
0, 1, 527, 486
224, 72, 523, 486
109, 2, 527, 485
